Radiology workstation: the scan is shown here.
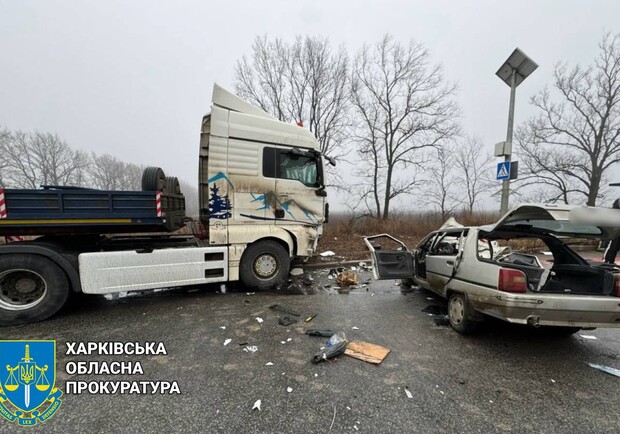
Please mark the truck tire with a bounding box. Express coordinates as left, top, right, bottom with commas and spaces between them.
240, 240, 290, 290
0, 254, 70, 326
142, 167, 167, 192
165, 176, 182, 195
448, 293, 478, 334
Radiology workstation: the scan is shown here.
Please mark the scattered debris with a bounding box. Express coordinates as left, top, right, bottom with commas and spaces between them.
305, 314, 317, 323
290, 268, 304, 276
588, 362, 620, 378
320, 251, 336, 257
279, 315, 298, 326
269, 304, 301, 317
223, 339, 232, 346
220, 284, 227, 294
286, 387, 293, 393
302, 276, 314, 286
580, 334, 598, 340
266, 362, 274, 366
244, 346, 258, 353
313, 332, 348, 364
337, 271, 358, 287
350, 266, 357, 271
220, 326, 226, 330
252, 399, 261, 411
315, 373, 318, 377
238, 342, 248, 346
354, 425, 359, 431
256, 317, 264, 324
245, 292, 255, 295
306, 329, 334, 337
352, 326, 359, 330
551, 379, 556, 383
345, 341, 390, 364
330, 405, 337, 430
404, 388, 413, 399
287, 338, 292, 342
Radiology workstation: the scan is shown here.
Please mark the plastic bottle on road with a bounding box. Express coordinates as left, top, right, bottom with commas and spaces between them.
326, 332, 347, 347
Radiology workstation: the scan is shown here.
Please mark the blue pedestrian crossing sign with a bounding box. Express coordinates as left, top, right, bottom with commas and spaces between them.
496, 161, 511, 181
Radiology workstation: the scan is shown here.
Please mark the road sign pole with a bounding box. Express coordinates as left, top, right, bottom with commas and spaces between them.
500, 69, 517, 216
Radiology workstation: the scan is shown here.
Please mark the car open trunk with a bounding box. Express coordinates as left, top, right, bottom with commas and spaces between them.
480, 204, 619, 296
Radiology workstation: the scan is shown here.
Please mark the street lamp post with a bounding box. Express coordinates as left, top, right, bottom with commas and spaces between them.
496, 48, 538, 216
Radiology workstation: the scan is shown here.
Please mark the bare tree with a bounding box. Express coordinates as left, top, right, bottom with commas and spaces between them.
0, 127, 11, 187
234, 35, 350, 159
453, 136, 494, 213
0, 131, 89, 188
87, 154, 144, 191
421, 146, 459, 220
350, 34, 458, 219
514, 126, 583, 204
518, 33, 620, 206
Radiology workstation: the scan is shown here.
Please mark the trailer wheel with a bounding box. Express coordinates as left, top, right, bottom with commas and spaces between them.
240, 240, 290, 290
142, 167, 167, 192
0, 255, 69, 326
165, 176, 182, 195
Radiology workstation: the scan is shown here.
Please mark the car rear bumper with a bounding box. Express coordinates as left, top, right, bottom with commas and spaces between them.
469, 292, 620, 328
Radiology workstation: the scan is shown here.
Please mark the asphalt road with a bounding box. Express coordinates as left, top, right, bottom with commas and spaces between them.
1, 269, 620, 434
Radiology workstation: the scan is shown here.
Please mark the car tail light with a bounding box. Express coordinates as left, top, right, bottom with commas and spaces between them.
614, 275, 620, 297
498, 268, 528, 293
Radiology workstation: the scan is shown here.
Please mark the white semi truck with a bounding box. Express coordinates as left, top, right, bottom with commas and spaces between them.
0, 84, 332, 326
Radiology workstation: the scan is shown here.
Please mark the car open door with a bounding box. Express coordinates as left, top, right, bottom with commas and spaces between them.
363, 234, 414, 280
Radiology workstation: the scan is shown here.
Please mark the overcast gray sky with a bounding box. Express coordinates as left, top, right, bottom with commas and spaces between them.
1, 0, 618, 206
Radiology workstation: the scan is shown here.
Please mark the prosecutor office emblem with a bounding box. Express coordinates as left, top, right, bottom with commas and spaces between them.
0, 341, 63, 426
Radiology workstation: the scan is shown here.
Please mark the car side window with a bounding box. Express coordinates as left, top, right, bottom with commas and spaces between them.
430, 231, 463, 256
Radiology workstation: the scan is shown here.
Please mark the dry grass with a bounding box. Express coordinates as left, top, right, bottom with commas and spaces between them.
318, 210, 498, 260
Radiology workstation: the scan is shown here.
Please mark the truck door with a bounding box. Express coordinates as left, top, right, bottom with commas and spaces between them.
363, 235, 415, 279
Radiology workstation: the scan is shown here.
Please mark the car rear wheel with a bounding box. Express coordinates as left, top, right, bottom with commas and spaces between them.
448, 293, 478, 334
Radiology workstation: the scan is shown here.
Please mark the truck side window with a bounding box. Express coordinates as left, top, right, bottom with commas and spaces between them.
263, 147, 318, 187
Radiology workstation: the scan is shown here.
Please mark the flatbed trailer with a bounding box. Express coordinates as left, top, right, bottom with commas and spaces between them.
0, 186, 185, 235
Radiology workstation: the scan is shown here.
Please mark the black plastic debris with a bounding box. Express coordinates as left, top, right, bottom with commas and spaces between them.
312, 341, 347, 364
305, 329, 335, 337
278, 315, 298, 326
421, 305, 448, 315
269, 303, 301, 317
433, 315, 450, 327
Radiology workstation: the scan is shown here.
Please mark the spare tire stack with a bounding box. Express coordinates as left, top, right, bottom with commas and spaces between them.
141, 167, 167, 192
141, 167, 186, 231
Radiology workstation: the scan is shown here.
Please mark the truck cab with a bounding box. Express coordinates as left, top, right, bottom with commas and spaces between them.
199, 84, 329, 287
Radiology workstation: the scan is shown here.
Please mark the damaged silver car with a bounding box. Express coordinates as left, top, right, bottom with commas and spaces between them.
364, 204, 620, 334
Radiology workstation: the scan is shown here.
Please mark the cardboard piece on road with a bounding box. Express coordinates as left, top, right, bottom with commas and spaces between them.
345, 341, 390, 364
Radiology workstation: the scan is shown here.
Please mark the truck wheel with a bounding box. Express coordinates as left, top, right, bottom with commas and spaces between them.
0, 255, 70, 326
240, 240, 290, 290
448, 293, 478, 334
165, 176, 182, 195
142, 167, 166, 191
